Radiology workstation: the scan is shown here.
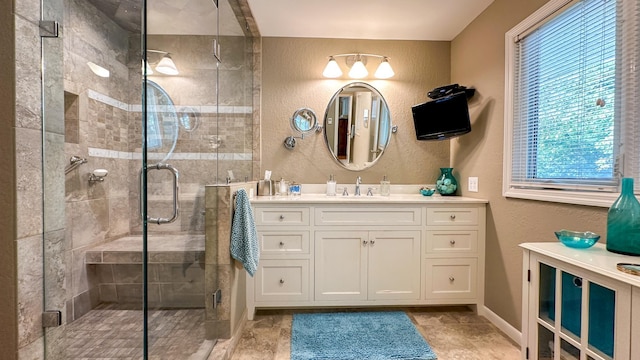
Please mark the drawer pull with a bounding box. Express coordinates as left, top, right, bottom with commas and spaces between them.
279, 278, 285, 284
449, 276, 455, 282
279, 241, 285, 246
279, 215, 285, 221
450, 214, 456, 220
362, 240, 369, 246
450, 240, 456, 245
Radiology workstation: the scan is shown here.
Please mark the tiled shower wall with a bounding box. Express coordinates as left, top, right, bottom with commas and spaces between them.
63, 0, 139, 322
62, 0, 256, 323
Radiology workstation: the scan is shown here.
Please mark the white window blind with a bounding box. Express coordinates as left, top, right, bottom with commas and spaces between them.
504, 0, 640, 205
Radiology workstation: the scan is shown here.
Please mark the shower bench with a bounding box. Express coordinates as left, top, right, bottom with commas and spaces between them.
85, 234, 205, 308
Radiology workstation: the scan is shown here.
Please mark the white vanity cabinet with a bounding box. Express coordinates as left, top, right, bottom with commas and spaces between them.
521, 243, 640, 360
424, 207, 481, 302
251, 206, 312, 303
246, 196, 487, 320
314, 230, 421, 301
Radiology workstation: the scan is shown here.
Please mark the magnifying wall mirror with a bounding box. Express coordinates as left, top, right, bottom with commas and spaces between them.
284, 108, 320, 150
291, 107, 319, 133
323, 82, 392, 170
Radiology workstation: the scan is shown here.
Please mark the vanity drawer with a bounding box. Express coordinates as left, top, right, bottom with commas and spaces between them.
255, 259, 309, 302
258, 231, 310, 256
425, 230, 478, 254
315, 207, 421, 226
424, 258, 477, 299
426, 208, 478, 226
254, 207, 310, 226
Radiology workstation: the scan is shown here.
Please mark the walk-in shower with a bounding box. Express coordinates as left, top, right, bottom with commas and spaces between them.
41, 0, 255, 358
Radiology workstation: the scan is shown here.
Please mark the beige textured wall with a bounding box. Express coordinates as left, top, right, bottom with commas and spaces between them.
451, 0, 609, 329
261, 37, 452, 185
0, 0, 17, 356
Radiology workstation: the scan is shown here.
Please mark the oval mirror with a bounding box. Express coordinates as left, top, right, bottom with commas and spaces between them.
146, 80, 179, 163
291, 107, 319, 134
323, 82, 392, 171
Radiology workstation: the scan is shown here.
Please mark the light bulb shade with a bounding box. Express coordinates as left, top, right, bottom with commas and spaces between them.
87, 61, 110, 78
155, 55, 179, 75
322, 57, 342, 78
348, 59, 368, 79
374, 58, 394, 79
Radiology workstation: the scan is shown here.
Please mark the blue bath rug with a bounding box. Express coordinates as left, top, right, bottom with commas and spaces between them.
291, 311, 437, 360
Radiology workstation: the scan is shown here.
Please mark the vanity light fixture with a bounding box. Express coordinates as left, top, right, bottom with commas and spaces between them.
87, 61, 110, 78
348, 55, 368, 79
322, 56, 342, 78
374, 57, 395, 79
322, 53, 395, 79
146, 50, 180, 75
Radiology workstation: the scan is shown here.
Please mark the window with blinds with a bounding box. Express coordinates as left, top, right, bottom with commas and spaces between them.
504, 0, 640, 206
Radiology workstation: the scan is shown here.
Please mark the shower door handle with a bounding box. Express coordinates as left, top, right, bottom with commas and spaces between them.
140, 163, 180, 225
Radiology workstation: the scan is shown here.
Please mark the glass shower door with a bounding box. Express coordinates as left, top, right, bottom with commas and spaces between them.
144, 0, 220, 357
42, 0, 220, 358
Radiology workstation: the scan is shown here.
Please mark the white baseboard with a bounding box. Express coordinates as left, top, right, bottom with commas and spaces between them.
483, 305, 522, 346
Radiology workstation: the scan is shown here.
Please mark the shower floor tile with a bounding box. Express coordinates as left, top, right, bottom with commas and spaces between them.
63, 303, 207, 359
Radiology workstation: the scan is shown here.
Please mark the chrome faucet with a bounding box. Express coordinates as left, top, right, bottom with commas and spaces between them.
355, 176, 362, 196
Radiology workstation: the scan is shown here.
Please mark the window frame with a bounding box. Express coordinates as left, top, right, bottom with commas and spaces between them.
503, 0, 634, 208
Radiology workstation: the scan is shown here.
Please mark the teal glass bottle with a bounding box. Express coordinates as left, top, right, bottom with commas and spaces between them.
436, 167, 458, 196
606, 177, 640, 255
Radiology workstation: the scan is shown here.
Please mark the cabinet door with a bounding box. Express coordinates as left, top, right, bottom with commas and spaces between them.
368, 231, 421, 300
315, 231, 367, 301
528, 254, 631, 360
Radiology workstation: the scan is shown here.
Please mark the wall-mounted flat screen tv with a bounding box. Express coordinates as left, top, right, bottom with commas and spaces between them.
411, 91, 471, 141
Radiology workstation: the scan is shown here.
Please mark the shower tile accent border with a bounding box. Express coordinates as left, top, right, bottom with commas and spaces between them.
88, 146, 253, 161
87, 88, 252, 114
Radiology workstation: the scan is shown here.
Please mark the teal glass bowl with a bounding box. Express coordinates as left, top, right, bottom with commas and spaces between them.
420, 188, 435, 196
554, 230, 600, 249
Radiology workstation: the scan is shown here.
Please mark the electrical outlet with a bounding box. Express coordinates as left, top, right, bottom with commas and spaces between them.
468, 177, 479, 192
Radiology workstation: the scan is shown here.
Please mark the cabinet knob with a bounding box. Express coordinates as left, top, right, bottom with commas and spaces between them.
370, 240, 375, 246
449, 276, 455, 282
279, 241, 284, 246
279, 215, 285, 221
279, 278, 285, 284
363, 240, 369, 246
450, 214, 456, 220
450, 240, 456, 245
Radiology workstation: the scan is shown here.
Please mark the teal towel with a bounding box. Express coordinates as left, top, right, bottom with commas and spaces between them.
230, 189, 259, 276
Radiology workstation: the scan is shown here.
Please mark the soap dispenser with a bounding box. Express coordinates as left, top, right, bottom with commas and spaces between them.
380, 175, 391, 196
326, 174, 337, 196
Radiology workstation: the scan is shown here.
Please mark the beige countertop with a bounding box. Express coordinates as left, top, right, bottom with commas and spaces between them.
251, 184, 488, 204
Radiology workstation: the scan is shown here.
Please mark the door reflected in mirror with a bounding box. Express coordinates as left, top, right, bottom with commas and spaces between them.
324, 82, 391, 171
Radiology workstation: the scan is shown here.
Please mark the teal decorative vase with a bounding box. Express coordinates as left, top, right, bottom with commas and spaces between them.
436, 167, 458, 196
607, 177, 640, 255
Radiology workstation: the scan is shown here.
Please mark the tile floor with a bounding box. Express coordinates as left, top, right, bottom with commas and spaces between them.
227, 306, 521, 360
63, 304, 209, 359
